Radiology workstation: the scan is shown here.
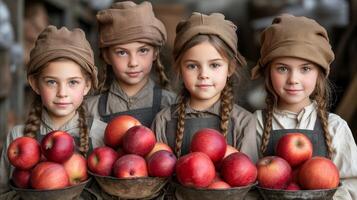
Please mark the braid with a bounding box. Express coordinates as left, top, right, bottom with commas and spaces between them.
315, 97, 334, 159
98, 64, 113, 93
260, 97, 274, 154
24, 96, 42, 138
220, 79, 233, 138
77, 104, 90, 156
312, 73, 334, 159
175, 88, 188, 157
154, 53, 170, 90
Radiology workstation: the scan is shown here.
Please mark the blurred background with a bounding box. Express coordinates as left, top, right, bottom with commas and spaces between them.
0, 0, 356, 151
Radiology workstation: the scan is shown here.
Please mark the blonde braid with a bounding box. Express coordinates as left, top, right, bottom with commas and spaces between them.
154, 53, 170, 90
24, 96, 42, 138
175, 88, 188, 157
77, 105, 89, 156
220, 79, 233, 138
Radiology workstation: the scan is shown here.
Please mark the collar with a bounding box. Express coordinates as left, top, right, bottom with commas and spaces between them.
41, 109, 80, 133
109, 78, 155, 102
184, 99, 221, 117
274, 101, 317, 121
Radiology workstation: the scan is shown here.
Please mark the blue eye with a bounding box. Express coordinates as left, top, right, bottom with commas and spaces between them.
116, 50, 127, 56
46, 80, 56, 86
69, 80, 79, 86
186, 64, 197, 69
139, 48, 150, 54
277, 66, 288, 73
210, 63, 221, 68
301, 66, 311, 73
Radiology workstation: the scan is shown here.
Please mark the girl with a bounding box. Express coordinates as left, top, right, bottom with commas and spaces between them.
252, 14, 357, 199
0, 25, 106, 199
85, 1, 176, 126
151, 12, 258, 199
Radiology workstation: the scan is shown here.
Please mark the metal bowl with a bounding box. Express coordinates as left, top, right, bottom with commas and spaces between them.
9, 178, 91, 200
257, 186, 339, 200
173, 181, 257, 200
89, 171, 168, 199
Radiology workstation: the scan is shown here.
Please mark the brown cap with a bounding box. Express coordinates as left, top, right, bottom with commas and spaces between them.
252, 14, 334, 79
96, 1, 167, 48
27, 25, 98, 89
173, 12, 238, 60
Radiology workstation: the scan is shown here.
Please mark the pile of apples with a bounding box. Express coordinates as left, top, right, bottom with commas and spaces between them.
256, 133, 340, 190
87, 115, 177, 179
175, 128, 257, 189
7, 131, 87, 189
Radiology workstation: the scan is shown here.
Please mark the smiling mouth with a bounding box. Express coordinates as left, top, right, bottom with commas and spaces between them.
285, 89, 302, 94
196, 84, 213, 88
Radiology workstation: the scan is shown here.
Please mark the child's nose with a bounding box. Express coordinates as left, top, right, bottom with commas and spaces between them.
287, 71, 299, 85
57, 84, 68, 97
198, 67, 209, 79
128, 55, 139, 68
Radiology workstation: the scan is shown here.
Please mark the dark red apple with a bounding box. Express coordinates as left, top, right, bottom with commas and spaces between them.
31, 161, 69, 189
299, 157, 339, 190
41, 131, 75, 163
176, 152, 215, 188
87, 146, 118, 176
112, 154, 148, 178
122, 125, 156, 156
190, 128, 227, 163
63, 153, 88, 185
275, 133, 313, 167
12, 168, 31, 188
104, 115, 141, 148
221, 152, 257, 187
147, 150, 177, 177
7, 137, 41, 170
256, 156, 292, 189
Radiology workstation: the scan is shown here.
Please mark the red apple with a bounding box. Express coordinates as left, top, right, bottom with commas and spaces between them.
275, 133, 313, 167
104, 115, 141, 148
7, 137, 41, 170
256, 156, 292, 189
112, 154, 148, 178
31, 161, 69, 189
41, 131, 75, 163
286, 182, 301, 191
291, 167, 301, 183
190, 128, 227, 163
147, 150, 177, 177
221, 152, 257, 187
87, 146, 118, 176
122, 125, 156, 156
63, 153, 88, 185
299, 157, 339, 190
176, 152, 215, 188
12, 168, 31, 188
207, 180, 231, 189
145, 142, 173, 160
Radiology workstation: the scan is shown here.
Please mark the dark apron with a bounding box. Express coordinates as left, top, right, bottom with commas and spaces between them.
98, 86, 162, 127
165, 106, 234, 200
165, 116, 234, 156
262, 111, 328, 157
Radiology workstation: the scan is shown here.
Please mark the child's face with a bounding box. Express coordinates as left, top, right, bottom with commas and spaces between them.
104, 42, 156, 88
270, 57, 319, 112
180, 41, 229, 110
29, 60, 90, 124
